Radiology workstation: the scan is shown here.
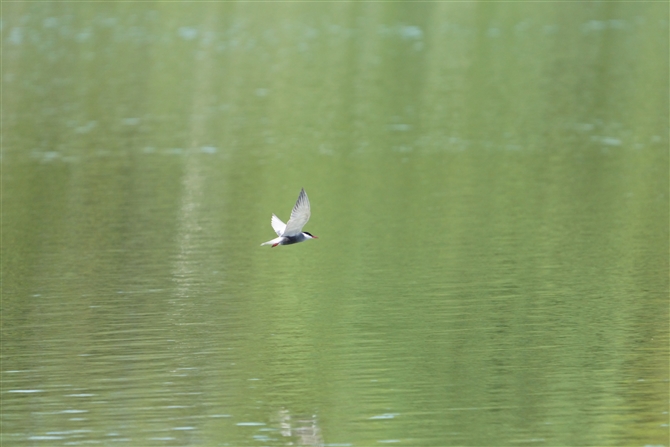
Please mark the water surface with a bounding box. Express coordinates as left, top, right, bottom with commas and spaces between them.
2, 2, 668, 446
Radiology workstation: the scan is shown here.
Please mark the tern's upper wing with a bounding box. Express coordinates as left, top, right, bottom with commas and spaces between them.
282, 188, 311, 237
271, 214, 286, 236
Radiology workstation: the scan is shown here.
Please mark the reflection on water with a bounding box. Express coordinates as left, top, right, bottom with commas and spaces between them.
278, 408, 323, 446
2, 2, 668, 446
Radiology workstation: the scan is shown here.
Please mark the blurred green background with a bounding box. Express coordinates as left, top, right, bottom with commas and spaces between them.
2, 2, 668, 446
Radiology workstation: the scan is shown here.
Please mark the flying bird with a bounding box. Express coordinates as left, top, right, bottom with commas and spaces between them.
261, 188, 318, 247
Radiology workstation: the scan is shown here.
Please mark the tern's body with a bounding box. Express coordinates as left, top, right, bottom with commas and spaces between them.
262, 233, 310, 247
261, 188, 317, 247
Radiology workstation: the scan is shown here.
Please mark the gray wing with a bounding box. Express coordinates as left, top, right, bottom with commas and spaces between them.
282, 188, 311, 236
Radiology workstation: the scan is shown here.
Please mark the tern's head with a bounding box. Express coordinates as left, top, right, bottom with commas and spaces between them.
303, 232, 318, 240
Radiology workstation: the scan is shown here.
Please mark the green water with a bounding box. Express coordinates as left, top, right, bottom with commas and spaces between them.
2, 3, 668, 446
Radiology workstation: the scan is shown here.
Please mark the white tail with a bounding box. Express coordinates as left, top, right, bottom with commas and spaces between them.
261, 236, 284, 247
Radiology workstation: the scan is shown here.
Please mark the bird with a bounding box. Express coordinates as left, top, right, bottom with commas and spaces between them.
261, 188, 318, 247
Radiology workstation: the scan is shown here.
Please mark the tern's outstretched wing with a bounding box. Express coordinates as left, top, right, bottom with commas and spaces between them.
282, 188, 311, 237
271, 214, 286, 236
